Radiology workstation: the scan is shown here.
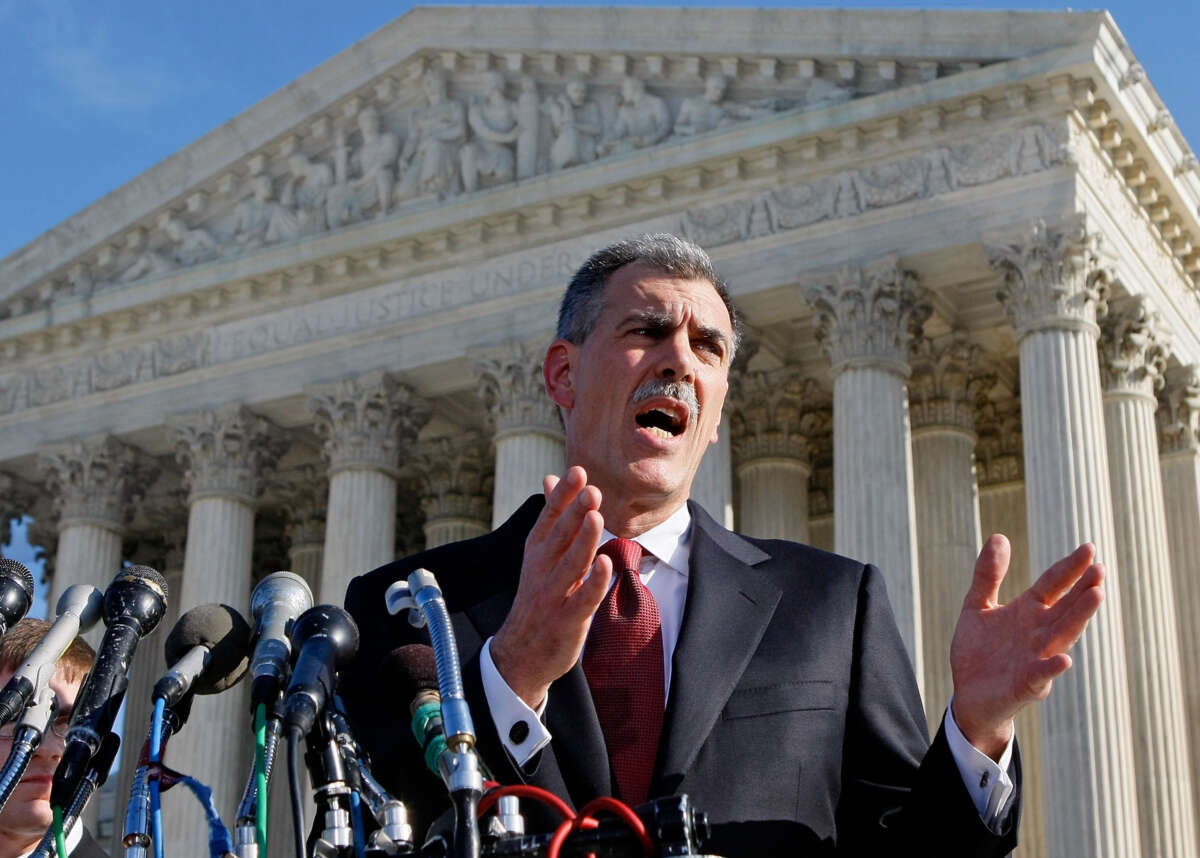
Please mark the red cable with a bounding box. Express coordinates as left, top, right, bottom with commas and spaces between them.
545, 796, 653, 858
576, 797, 654, 857
477, 783, 575, 822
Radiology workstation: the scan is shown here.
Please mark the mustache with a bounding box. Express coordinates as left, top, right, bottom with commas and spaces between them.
631, 379, 699, 422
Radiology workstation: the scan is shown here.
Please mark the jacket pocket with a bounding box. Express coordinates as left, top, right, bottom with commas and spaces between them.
723, 679, 843, 719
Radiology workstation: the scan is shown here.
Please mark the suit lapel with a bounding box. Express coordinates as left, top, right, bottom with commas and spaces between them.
656, 502, 780, 783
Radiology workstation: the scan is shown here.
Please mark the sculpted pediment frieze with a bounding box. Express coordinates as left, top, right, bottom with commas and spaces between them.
6, 49, 1007, 312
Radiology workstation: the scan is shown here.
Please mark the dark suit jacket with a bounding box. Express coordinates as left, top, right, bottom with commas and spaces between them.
342, 496, 1020, 857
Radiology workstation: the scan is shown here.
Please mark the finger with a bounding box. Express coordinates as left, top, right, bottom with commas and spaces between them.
555, 505, 606, 593
962, 534, 1011, 610
1025, 653, 1072, 698
572, 544, 613, 616
1028, 543, 1095, 607
528, 467, 587, 544
1041, 571, 1104, 655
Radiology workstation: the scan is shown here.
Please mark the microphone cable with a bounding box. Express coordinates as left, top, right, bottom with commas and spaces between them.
286, 724, 306, 858
254, 703, 269, 855
149, 697, 166, 858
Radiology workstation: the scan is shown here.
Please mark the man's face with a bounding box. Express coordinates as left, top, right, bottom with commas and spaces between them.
547, 264, 734, 516
0, 669, 80, 846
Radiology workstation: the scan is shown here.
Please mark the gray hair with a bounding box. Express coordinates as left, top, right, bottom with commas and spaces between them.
556, 233, 742, 356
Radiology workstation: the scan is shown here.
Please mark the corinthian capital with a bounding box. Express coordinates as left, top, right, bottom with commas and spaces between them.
408, 432, 493, 525
1158, 365, 1200, 455
1099, 296, 1170, 398
306, 371, 430, 475
987, 217, 1111, 337
170, 404, 287, 503
38, 435, 159, 530
805, 257, 931, 375
728, 365, 829, 466
0, 472, 36, 547
908, 331, 997, 432
974, 398, 1024, 486
475, 340, 563, 440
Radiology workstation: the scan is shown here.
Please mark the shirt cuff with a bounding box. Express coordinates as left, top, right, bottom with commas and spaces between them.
480, 637, 552, 767
944, 697, 1016, 824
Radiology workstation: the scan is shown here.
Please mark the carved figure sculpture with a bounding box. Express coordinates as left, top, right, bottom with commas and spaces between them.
398, 69, 467, 200
461, 71, 520, 193
599, 76, 672, 156
231, 175, 276, 249
118, 248, 174, 283
516, 76, 541, 180
353, 106, 401, 217
674, 73, 760, 136
544, 77, 602, 170
161, 215, 219, 267
281, 153, 335, 234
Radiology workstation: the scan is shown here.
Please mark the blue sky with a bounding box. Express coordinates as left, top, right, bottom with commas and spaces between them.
2, 0, 1198, 613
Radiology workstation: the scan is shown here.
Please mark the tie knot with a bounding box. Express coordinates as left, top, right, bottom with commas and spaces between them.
598, 538, 644, 575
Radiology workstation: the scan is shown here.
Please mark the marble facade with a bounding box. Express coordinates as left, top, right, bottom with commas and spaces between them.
2, 8, 1199, 858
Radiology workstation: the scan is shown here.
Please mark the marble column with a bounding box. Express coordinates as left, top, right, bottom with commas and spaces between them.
410, 432, 493, 548
284, 472, 327, 591
988, 218, 1140, 858
476, 340, 566, 528
38, 435, 158, 639
806, 257, 930, 676
308, 371, 430, 605
975, 403, 1044, 858
1158, 365, 1200, 834
1100, 298, 1198, 858
729, 366, 828, 541
908, 332, 993, 732
690, 431, 733, 528
166, 404, 285, 858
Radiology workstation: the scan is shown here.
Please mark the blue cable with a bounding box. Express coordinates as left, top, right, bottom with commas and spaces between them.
349, 790, 367, 858
149, 697, 166, 858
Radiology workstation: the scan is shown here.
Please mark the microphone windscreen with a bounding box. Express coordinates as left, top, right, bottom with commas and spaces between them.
382, 644, 439, 702
0, 559, 35, 599
124, 564, 169, 599
165, 603, 252, 694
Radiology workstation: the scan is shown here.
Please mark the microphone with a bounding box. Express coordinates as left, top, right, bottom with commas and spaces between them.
0, 584, 104, 726
248, 571, 313, 708
50, 565, 167, 811
383, 644, 447, 778
0, 559, 35, 639
282, 605, 359, 736
153, 603, 252, 708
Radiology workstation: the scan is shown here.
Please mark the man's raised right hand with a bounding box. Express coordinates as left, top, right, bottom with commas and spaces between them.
490, 466, 612, 709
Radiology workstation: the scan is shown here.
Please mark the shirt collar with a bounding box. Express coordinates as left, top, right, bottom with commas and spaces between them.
601, 503, 692, 577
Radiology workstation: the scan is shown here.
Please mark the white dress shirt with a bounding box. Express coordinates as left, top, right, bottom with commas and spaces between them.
479, 503, 1014, 823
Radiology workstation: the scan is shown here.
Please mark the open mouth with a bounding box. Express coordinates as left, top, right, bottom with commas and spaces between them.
634, 400, 689, 438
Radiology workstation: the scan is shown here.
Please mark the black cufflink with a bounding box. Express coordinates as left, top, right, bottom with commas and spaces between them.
509, 720, 530, 744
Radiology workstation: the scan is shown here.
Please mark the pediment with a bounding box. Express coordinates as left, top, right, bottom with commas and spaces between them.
0, 6, 1115, 312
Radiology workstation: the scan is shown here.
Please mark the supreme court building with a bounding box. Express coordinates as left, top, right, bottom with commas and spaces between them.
2, 8, 1199, 858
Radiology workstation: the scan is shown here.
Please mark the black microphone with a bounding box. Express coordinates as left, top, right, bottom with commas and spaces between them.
50, 565, 167, 810
153, 603, 252, 709
282, 605, 359, 735
0, 559, 35, 639
383, 644, 447, 778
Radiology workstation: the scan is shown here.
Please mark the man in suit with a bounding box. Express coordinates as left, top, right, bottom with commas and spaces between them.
0, 619, 108, 858
343, 234, 1102, 856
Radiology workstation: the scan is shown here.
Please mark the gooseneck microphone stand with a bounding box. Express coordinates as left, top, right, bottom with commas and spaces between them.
386, 568, 484, 858
0, 688, 56, 813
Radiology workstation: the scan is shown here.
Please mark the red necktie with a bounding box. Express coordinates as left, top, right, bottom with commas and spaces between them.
582, 538, 665, 806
